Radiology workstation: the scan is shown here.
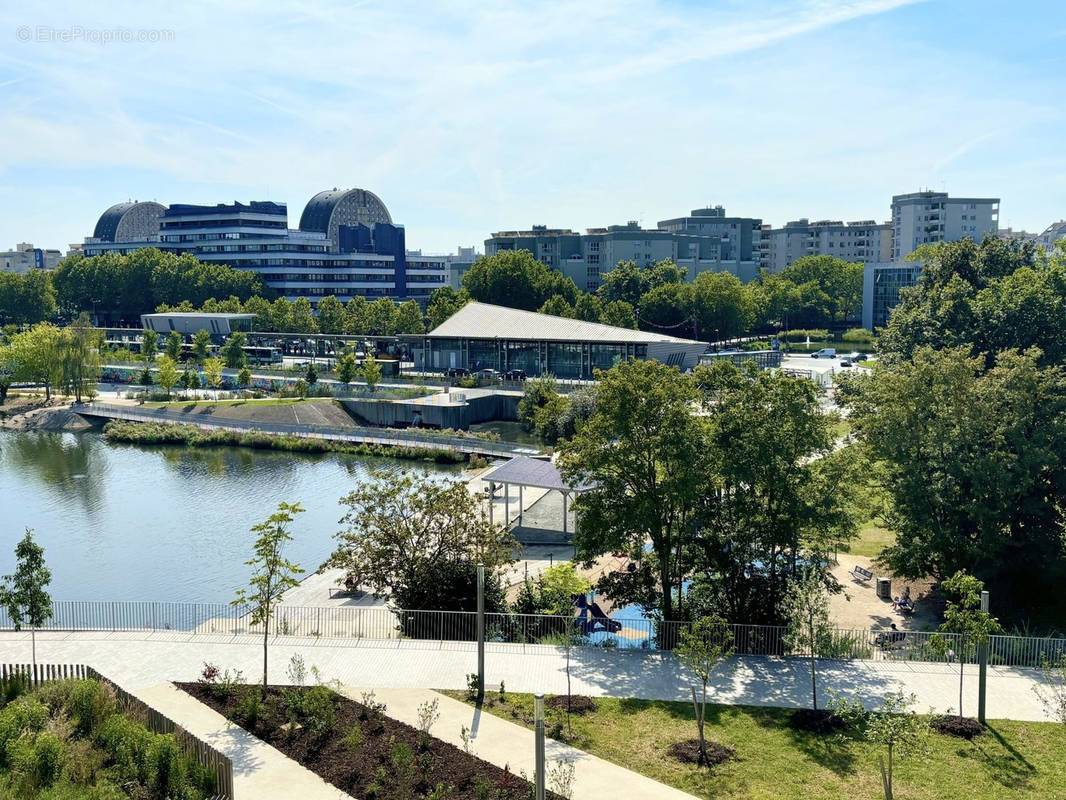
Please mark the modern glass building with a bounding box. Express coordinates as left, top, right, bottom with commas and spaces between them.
862, 261, 921, 329
415, 302, 707, 379
82, 189, 448, 304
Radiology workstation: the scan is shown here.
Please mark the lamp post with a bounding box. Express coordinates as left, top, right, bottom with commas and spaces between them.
534, 694, 545, 800
978, 589, 990, 724
476, 563, 485, 703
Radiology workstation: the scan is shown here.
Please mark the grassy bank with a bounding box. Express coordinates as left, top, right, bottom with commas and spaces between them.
444, 691, 1066, 800
102, 420, 469, 464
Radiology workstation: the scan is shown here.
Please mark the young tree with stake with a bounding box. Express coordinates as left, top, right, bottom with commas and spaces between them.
675, 615, 735, 765
930, 570, 1000, 718
232, 502, 305, 690
1, 529, 53, 667
782, 568, 833, 711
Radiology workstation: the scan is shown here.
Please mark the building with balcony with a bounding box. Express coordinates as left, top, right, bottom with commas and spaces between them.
760, 219, 892, 272
82, 189, 448, 304
891, 190, 999, 260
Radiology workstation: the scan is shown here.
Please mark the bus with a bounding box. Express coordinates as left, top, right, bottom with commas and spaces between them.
242, 346, 283, 366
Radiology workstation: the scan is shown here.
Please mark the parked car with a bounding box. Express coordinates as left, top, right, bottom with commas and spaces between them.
810, 348, 837, 358
839, 359, 853, 368
476, 368, 499, 379
445, 367, 470, 377
850, 352, 869, 362
504, 369, 527, 381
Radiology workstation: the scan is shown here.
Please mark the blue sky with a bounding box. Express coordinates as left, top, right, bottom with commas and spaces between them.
1, 0, 1064, 254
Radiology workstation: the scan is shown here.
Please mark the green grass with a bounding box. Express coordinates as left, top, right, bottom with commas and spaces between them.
445, 692, 1066, 800
849, 521, 896, 559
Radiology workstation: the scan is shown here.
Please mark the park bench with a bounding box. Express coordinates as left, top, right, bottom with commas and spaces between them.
850, 564, 874, 583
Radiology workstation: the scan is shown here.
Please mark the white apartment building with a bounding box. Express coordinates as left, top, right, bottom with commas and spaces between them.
890, 190, 999, 260
759, 219, 891, 272
1, 242, 63, 273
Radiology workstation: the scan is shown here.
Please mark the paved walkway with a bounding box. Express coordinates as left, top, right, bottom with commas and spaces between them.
351, 688, 697, 799
0, 630, 1051, 721
134, 683, 352, 800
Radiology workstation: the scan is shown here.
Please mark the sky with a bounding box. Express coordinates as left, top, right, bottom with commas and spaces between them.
0, 0, 1064, 255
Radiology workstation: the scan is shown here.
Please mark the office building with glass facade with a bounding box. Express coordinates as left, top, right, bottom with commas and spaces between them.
862, 261, 921, 329
415, 301, 707, 379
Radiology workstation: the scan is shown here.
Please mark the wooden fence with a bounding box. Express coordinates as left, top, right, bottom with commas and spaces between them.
0, 663, 234, 799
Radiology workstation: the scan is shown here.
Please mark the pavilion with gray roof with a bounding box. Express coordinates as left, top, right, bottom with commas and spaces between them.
482, 455, 585, 540
414, 301, 707, 379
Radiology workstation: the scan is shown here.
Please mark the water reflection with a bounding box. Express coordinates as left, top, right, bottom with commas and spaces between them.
0, 431, 460, 603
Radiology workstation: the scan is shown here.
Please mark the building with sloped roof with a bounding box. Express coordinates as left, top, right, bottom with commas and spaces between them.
415, 301, 707, 378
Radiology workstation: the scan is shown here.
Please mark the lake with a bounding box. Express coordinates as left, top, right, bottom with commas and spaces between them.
0, 430, 461, 603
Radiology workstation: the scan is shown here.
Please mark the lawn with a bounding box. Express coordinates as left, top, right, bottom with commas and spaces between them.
445, 691, 1066, 800
849, 520, 896, 559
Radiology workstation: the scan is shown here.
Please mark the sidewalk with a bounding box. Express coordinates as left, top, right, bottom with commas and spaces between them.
133, 683, 352, 800
351, 688, 697, 800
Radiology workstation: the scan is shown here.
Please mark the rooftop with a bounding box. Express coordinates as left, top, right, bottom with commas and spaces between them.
141, 312, 257, 319
426, 302, 705, 345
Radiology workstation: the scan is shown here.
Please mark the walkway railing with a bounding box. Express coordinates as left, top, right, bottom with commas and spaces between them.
3, 601, 1064, 669
72, 402, 541, 458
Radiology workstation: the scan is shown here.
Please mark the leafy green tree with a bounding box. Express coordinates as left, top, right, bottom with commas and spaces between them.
316, 295, 346, 334
232, 502, 305, 690
7, 324, 65, 399
203, 357, 224, 391
572, 293, 603, 322
781, 568, 833, 711
0, 270, 56, 325
63, 313, 102, 402
1, 529, 53, 667
831, 691, 929, 800
361, 353, 382, 391
514, 564, 591, 616
462, 250, 578, 311
343, 296, 370, 335
0, 345, 14, 406
155, 355, 180, 398
141, 329, 158, 367
336, 353, 358, 387
270, 297, 293, 333
930, 571, 1001, 718
517, 375, 559, 433
675, 615, 735, 766
426, 287, 470, 330
191, 329, 212, 364
597, 260, 649, 306
220, 331, 248, 368
243, 295, 274, 331
329, 473, 515, 611
304, 361, 318, 386
289, 298, 319, 334
560, 359, 705, 621
778, 255, 863, 325
600, 299, 637, 329
538, 295, 574, 318
688, 362, 856, 623
395, 300, 425, 334
164, 330, 183, 361
690, 270, 754, 340
367, 298, 398, 336
839, 347, 1066, 614
637, 282, 692, 332
237, 366, 252, 394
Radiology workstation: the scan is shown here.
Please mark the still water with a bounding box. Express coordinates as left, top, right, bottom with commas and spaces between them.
0, 431, 460, 603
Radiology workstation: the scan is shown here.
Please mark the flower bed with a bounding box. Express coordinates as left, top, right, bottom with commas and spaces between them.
177, 681, 557, 800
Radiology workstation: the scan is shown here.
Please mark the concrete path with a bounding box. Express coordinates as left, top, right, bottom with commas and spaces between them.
350, 687, 697, 800
0, 630, 1052, 721
134, 682, 351, 800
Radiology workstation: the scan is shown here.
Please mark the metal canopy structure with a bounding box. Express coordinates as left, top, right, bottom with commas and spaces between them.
483, 456, 583, 537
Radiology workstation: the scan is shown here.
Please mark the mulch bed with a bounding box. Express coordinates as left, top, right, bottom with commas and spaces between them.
931, 715, 985, 739
178, 682, 559, 800
788, 708, 848, 734
546, 694, 598, 715
667, 738, 737, 767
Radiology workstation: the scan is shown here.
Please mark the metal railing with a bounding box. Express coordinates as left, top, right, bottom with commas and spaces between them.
4, 600, 1065, 668
72, 402, 541, 458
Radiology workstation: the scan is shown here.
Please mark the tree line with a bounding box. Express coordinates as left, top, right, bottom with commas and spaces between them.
0, 315, 103, 404
446, 248, 865, 340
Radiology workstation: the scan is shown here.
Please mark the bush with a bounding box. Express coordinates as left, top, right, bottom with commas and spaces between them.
234, 688, 263, 728
20, 731, 67, 789
65, 680, 117, 737
841, 327, 874, 343
780, 329, 830, 342
0, 695, 50, 762
298, 686, 336, 741
96, 713, 153, 784
147, 734, 187, 798
931, 715, 984, 739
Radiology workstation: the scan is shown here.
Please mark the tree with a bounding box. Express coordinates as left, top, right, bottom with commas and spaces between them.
232, 502, 304, 690
930, 571, 1000, 718
329, 472, 515, 611
191, 329, 212, 364
781, 568, 833, 711
343, 296, 370, 335
675, 615, 734, 766
426, 287, 469, 330
220, 331, 248, 368
155, 355, 180, 397
243, 295, 274, 331
831, 691, 929, 800
0, 270, 56, 325
689, 361, 856, 623
141, 329, 158, 367
203, 357, 224, 392
1034, 654, 1066, 724
1, 529, 53, 667
778, 255, 863, 325
304, 361, 318, 386
289, 297, 318, 334
839, 347, 1066, 616
637, 282, 692, 332
462, 250, 578, 311
164, 330, 183, 361
367, 298, 397, 336
336, 353, 357, 387
0, 345, 14, 406
600, 300, 637, 330
63, 313, 102, 403
597, 260, 648, 306
395, 300, 426, 334
517, 375, 559, 433
690, 271, 754, 340
361, 353, 381, 392
538, 295, 574, 318
7, 324, 65, 400
237, 366, 252, 394
572, 293, 603, 322
559, 359, 705, 621
270, 297, 293, 333
316, 295, 346, 335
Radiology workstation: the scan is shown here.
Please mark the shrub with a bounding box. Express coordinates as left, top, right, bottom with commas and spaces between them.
0, 695, 50, 763
8, 731, 66, 790
0, 673, 29, 707
343, 721, 364, 751
234, 689, 263, 728
96, 713, 153, 784
147, 734, 188, 798
300, 686, 336, 741
841, 327, 874, 343
931, 715, 984, 739
66, 680, 117, 737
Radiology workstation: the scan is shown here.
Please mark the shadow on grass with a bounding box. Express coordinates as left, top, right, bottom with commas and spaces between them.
953, 724, 1037, 791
